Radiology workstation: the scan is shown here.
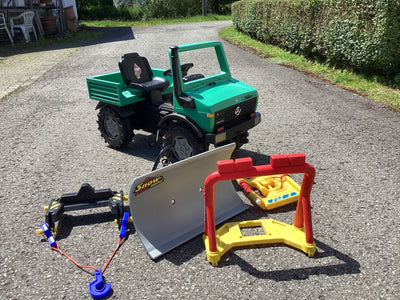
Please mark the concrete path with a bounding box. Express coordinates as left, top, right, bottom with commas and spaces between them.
0, 47, 79, 100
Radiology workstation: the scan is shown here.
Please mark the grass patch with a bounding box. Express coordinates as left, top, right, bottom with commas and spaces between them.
80, 14, 231, 27
220, 26, 400, 110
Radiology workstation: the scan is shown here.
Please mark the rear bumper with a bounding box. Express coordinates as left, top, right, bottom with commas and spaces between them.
205, 112, 261, 145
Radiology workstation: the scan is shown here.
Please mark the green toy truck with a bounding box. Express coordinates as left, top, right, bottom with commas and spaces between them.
86, 40, 261, 161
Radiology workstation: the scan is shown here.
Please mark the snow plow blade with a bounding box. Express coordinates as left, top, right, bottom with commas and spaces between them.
129, 144, 248, 259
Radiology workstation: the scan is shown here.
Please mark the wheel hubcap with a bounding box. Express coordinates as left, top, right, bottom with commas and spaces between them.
172, 137, 193, 160
104, 116, 119, 139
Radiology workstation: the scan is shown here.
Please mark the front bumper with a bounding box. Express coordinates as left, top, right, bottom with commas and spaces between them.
205, 112, 261, 145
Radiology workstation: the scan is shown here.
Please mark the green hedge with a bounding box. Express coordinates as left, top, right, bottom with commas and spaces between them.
142, 0, 202, 19
79, 6, 143, 20
77, 0, 235, 20
77, 0, 143, 20
232, 0, 400, 76
142, 0, 235, 19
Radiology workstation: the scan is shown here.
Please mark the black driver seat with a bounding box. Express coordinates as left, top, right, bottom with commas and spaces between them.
118, 53, 169, 105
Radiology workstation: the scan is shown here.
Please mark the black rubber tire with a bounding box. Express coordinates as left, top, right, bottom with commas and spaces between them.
97, 106, 133, 149
162, 125, 206, 162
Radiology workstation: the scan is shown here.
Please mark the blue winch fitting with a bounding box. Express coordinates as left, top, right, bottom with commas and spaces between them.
89, 269, 111, 299
40, 223, 57, 248
119, 212, 129, 239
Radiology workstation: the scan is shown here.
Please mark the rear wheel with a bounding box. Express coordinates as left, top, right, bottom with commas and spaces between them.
162, 125, 207, 162
97, 106, 133, 149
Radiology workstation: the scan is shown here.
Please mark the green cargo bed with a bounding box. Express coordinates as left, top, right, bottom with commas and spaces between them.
86, 69, 172, 107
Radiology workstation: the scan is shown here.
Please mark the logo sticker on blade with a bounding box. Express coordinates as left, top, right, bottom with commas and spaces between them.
135, 176, 164, 195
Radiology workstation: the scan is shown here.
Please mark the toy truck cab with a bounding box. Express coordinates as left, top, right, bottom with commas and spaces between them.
166, 41, 260, 148
87, 41, 261, 162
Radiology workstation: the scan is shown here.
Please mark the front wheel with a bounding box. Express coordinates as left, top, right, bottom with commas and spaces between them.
162, 125, 207, 162
97, 106, 133, 149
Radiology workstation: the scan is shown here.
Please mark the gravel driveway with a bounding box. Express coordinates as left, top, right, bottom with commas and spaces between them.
0, 21, 399, 299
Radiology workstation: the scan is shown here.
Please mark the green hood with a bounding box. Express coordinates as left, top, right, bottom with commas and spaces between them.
186, 78, 258, 113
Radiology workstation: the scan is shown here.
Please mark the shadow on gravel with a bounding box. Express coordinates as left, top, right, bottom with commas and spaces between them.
221, 239, 361, 280
0, 26, 135, 57
118, 133, 161, 163
119, 141, 272, 167
232, 148, 271, 165
86, 26, 135, 45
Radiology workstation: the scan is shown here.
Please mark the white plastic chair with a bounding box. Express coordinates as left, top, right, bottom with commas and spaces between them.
0, 13, 14, 46
10, 11, 38, 42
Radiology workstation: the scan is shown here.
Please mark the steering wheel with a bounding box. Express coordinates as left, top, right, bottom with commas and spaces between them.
163, 63, 194, 77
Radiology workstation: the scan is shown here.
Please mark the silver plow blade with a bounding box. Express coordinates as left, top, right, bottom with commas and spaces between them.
129, 143, 248, 259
